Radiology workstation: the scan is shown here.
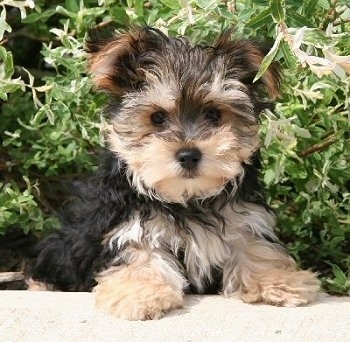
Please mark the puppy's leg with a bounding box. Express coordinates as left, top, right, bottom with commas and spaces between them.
94, 246, 187, 320
26, 278, 51, 291
223, 234, 320, 307
26, 233, 78, 291
27, 226, 101, 291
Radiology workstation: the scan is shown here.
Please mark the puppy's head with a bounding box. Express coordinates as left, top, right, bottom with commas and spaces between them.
87, 27, 280, 203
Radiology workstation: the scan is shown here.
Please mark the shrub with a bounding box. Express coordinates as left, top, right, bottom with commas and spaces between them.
1, 0, 349, 294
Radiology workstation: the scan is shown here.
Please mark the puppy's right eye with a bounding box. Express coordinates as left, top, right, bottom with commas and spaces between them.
204, 107, 221, 125
151, 111, 167, 126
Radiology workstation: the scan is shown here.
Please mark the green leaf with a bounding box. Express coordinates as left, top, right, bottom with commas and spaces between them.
159, 0, 181, 10
247, 9, 271, 29
331, 264, 347, 285
22, 9, 56, 23
0, 81, 23, 94
111, 7, 129, 25
280, 41, 297, 70
302, 29, 332, 48
264, 169, 276, 185
196, 0, 217, 10
55, 6, 77, 19
0, 9, 12, 41
36, 105, 55, 125
317, 0, 330, 10
0, 46, 7, 61
251, 0, 269, 4
304, 0, 318, 16
0, 91, 8, 101
290, 12, 314, 27
4, 51, 14, 79
216, 6, 235, 20
65, 0, 80, 13
30, 107, 46, 126
270, 0, 286, 23
254, 31, 283, 82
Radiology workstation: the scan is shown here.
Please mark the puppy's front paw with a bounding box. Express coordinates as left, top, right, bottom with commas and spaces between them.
241, 270, 320, 307
95, 280, 183, 320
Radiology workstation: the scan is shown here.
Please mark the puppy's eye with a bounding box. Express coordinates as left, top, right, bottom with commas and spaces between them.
151, 111, 167, 126
204, 107, 221, 125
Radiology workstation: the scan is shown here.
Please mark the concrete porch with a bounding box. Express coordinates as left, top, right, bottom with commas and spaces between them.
0, 291, 349, 342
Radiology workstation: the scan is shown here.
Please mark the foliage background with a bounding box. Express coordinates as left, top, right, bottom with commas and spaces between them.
0, 0, 349, 294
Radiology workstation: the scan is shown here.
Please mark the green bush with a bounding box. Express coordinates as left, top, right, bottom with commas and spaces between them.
1, 0, 349, 294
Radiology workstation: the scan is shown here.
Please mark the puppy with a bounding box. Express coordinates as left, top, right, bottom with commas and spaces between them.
27, 27, 320, 320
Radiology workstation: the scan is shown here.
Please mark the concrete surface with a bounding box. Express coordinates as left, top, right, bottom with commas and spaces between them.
0, 291, 349, 342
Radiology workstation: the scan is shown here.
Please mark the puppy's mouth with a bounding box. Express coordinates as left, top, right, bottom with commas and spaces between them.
153, 174, 228, 203
181, 169, 200, 179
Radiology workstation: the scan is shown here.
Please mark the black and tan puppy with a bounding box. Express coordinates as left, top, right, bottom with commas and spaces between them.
28, 27, 320, 320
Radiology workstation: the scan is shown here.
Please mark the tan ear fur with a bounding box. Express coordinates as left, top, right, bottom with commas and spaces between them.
215, 31, 281, 100
86, 31, 140, 94
87, 35, 133, 93
86, 27, 167, 95
242, 41, 280, 100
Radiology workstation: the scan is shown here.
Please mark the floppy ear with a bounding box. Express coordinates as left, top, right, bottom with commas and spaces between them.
86, 27, 167, 95
214, 31, 281, 100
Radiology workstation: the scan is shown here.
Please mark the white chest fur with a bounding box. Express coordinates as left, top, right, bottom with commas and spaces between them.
104, 202, 276, 292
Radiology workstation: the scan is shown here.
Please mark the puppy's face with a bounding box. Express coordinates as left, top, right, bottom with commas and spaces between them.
87, 28, 280, 203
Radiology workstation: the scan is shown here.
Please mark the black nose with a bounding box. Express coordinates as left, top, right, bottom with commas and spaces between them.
176, 148, 202, 170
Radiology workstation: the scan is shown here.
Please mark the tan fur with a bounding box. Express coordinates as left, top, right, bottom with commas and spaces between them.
26, 278, 51, 291
222, 232, 319, 306
245, 42, 280, 99
88, 31, 147, 95
94, 247, 185, 320
240, 269, 319, 307
214, 33, 280, 100
88, 36, 131, 94
77, 28, 316, 320
103, 204, 320, 303
108, 123, 259, 203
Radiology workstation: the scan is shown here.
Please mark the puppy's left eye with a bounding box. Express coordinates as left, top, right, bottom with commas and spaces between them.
204, 107, 221, 125
151, 111, 167, 126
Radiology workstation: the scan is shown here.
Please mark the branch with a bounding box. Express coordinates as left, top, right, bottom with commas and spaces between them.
0, 272, 24, 283
298, 134, 336, 158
